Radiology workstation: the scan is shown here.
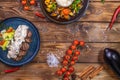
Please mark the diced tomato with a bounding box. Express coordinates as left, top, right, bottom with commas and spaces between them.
0, 40, 5, 45
62, 8, 71, 15
68, 66, 74, 73
6, 27, 13, 33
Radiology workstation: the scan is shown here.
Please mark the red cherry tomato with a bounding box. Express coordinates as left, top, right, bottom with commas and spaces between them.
61, 67, 67, 73
66, 49, 72, 55
68, 66, 74, 73
70, 60, 75, 65
30, 0, 35, 5
21, 0, 27, 5
74, 51, 80, 56
63, 77, 70, 80
56, 70, 63, 76
73, 40, 79, 45
65, 71, 71, 77
24, 6, 29, 10
62, 60, 68, 66
64, 55, 71, 60
70, 45, 76, 50
72, 56, 78, 61
80, 41, 85, 46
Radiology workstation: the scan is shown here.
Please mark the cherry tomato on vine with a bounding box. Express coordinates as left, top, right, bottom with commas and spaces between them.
64, 55, 71, 60
74, 51, 80, 56
24, 6, 29, 10
56, 70, 63, 76
62, 60, 68, 66
72, 56, 78, 61
21, 0, 27, 5
0, 40, 5, 45
70, 45, 76, 50
79, 41, 85, 46
30, 0, 35, 5
61, 67, 67, 73
73, 40, 79, 45
63, 77, 70, 80
65, 71, 71, 77
66, 49, 72, 55
68, 66, 74, 72
70, 60, 75, 65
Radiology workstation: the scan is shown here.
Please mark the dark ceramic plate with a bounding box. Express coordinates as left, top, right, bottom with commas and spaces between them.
40, 0, 89, 24
0, 17, 40, 66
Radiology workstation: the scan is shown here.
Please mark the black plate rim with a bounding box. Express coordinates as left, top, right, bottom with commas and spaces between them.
40, 0, 90, 24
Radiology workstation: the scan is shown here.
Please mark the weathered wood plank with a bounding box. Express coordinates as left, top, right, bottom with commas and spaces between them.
31, 42, 120, 63
0, 42, 119, 64
0, 2, 119, 22
33, 22, 120, 42
0, 22, 120, 63
0, 63, 119, 80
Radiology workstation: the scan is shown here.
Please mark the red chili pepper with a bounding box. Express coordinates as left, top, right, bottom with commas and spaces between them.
107, 6, 120, 30
35, 12, 45, 19
4, 67, 20, 73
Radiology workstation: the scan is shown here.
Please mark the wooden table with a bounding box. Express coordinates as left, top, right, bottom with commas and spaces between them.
0, 0, 120, 80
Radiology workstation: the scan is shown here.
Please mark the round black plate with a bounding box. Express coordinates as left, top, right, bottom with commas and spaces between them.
40, 0, 89, 24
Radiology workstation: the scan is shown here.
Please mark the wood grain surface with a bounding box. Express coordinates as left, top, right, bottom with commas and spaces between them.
0, 2, 119, 22
0, 63, 119, 80
0, 0, 119, 80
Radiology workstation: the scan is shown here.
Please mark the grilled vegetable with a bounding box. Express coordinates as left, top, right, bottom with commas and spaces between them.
0, 27, 15, 50
44, 0, 83, 20
71, 0, 82, 13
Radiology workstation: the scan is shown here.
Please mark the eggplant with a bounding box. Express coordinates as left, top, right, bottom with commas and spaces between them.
104, 48, 120, 76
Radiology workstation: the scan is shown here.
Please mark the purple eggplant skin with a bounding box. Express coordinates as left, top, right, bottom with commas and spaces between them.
104, 48, 120, 76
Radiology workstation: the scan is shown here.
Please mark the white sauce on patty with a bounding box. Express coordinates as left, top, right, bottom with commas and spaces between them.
56, 0, 74, 7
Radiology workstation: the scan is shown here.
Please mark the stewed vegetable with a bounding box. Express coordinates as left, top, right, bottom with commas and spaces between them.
44, 0, 83, 20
